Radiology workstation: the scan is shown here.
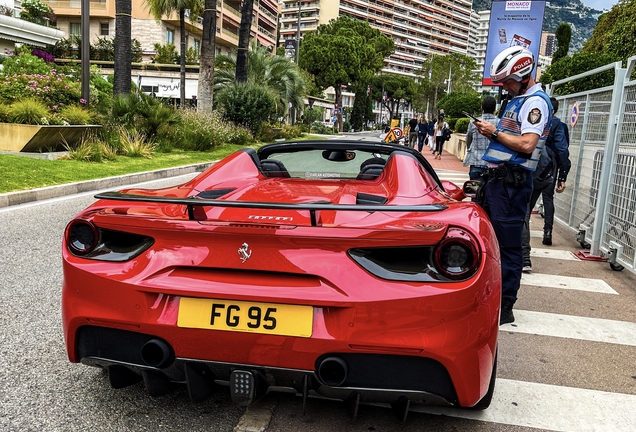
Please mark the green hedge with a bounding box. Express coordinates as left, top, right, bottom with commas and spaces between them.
455, 118, 470, 134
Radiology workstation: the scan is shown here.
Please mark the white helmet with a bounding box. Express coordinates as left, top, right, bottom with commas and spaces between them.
490, 46, 535, 84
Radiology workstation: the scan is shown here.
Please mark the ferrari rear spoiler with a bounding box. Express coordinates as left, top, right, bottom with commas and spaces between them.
95, 192, 447, 226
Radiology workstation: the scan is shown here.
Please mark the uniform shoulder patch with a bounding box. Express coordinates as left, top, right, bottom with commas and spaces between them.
528, 108, 542, 125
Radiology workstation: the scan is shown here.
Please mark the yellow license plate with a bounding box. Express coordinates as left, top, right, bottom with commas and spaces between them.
177, 298, 313, 338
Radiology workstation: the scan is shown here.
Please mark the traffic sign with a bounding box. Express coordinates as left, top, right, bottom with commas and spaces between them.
570, 102, 579, 127
383, 127, 403, 143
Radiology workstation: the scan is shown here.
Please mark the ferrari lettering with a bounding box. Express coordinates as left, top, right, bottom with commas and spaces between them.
248, 215, 294, 221
210, 303, 277, 330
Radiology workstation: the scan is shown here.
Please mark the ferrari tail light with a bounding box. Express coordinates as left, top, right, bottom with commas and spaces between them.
348, 227, 481, 282
433, 227, 480, 280
65, 219, 154, 261
66, 220, 99, 255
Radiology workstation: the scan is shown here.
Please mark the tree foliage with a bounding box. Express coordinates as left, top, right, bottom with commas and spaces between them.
369, 74, 416, 121
582, 0, 636, 61
299, 16, 394, 131
414, 53, 479, 118
540, 51, 620, 95
436, 91, 481, 119
215, 43, 306, 119
216, 82, 276, 133
552, 23, 571, 63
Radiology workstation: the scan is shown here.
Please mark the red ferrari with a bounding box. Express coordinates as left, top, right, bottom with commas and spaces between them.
62, 141, 500, 420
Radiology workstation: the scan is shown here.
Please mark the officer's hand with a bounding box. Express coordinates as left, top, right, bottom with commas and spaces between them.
474, 121, 496, 138
556, 181, 566, 193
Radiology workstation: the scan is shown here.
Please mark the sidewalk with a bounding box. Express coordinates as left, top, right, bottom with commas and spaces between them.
418, 146, 469, 173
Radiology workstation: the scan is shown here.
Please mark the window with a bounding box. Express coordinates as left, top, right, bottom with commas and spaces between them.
193, 39, 200, 53
70, 23, 80, 36
100, 23, 109, 36
166, 28, 175, 45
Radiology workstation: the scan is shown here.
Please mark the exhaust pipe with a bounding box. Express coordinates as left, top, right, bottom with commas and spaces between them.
141, 339, 173, 368
317, 357, 348, 387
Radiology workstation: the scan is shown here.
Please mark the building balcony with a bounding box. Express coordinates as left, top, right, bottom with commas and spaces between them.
42, 0, 114, 18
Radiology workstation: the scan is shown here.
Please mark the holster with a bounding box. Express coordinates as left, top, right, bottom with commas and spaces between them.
487, 165, 527, 188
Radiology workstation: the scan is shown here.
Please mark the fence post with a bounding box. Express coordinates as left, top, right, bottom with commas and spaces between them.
588, 63, 627, 257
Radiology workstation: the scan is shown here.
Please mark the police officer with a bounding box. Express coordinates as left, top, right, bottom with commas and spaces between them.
473, 47, 552, 325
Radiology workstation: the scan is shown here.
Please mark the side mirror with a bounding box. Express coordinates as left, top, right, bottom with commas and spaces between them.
462, 180, 481, 198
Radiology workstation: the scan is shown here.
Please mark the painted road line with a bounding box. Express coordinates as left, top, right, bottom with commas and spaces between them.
530, 247, 581, 261
410, 378, 636, 431
521, 273, 618, 294
502, 310, 636, 346
530, 229, 542, 238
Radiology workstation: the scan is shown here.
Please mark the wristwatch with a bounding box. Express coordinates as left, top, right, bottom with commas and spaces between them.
491, 129, 499, 142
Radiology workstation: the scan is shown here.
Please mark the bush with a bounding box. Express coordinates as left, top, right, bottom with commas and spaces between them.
455, 118, 470, 134
152, 44, 179, 64
216, 83, 276, 133
447, 117, 458, 130
117, 127, 154, 158
1, 49, 52, 76
58, 104, 92, 125
167, 109, 252, 151
0, 104, 10, 122
0, 58, 82, 107
310, 121, 332, 134
8, 98, 51, 124
63, 134, 117, 162
276, 125, 304, 140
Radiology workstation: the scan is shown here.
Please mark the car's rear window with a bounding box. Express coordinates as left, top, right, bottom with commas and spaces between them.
265, 150, 389, 179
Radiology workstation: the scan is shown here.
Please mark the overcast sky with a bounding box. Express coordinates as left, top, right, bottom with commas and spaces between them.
580, 0, 619, 11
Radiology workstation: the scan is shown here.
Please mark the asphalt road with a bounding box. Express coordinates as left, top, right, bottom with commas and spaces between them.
1, 134, 635, 431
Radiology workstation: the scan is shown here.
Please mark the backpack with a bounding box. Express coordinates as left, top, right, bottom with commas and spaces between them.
442, 126, 452, 141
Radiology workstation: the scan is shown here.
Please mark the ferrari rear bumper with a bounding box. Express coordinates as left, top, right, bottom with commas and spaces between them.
78, 325, 457, 419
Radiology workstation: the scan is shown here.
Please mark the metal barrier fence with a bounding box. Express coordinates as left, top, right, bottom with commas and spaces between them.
547, 56, 636, 274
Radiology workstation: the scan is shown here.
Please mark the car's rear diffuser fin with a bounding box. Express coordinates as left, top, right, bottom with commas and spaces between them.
95, 192, 447, 226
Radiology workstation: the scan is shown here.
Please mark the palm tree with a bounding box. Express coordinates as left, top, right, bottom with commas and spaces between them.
197, 0, 217, 112
114, 0, 132, 95
236, 0, 254, 83
215, 43, 306, 119
145, 0, 203, 107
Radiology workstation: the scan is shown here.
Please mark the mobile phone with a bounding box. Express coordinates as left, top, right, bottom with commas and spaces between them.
462, 111, 481, 122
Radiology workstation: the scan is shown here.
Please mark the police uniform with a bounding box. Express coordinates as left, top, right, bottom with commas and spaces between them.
478, 84, 552, 305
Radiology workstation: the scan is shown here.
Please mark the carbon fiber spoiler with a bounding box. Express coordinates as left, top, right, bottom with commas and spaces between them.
94, 192, 447, 226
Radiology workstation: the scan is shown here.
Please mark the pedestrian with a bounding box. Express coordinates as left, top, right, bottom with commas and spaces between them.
473, 46, 552, 325
521, 96, 571, 272
433, 116, 449, 160
427, 117, 436, 151
407, 115, 419, 149
463, 96, 498, 181
417, 115, 428, 152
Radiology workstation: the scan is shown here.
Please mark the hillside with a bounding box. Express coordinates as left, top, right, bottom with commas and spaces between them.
472, 0, 602, 52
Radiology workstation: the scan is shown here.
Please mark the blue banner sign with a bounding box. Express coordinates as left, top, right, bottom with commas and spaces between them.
483, 1, 546, 86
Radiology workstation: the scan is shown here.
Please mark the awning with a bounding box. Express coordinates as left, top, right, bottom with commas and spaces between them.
0, 14, 65, 47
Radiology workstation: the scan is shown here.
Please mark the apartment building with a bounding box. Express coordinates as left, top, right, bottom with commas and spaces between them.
540, 31, 555, 57
42, 0, 278, 61
279, 0, 473, 78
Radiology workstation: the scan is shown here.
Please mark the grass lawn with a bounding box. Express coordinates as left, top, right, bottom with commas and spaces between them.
0, 145, 252, 194
0, 135, 330, 194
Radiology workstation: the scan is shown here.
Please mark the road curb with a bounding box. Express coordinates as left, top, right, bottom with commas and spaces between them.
0, 162, 215, 209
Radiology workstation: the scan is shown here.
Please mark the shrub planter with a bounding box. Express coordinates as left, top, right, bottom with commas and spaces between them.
0, 124, 102, 153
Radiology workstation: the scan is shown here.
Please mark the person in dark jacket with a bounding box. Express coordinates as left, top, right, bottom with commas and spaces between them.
417, 115, 428, 152
521, 97, 571, 272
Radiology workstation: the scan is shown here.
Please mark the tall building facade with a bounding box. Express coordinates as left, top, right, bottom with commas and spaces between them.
41, 0, 279, 61
540, 31, 555, 57
279, 0, 473, 78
